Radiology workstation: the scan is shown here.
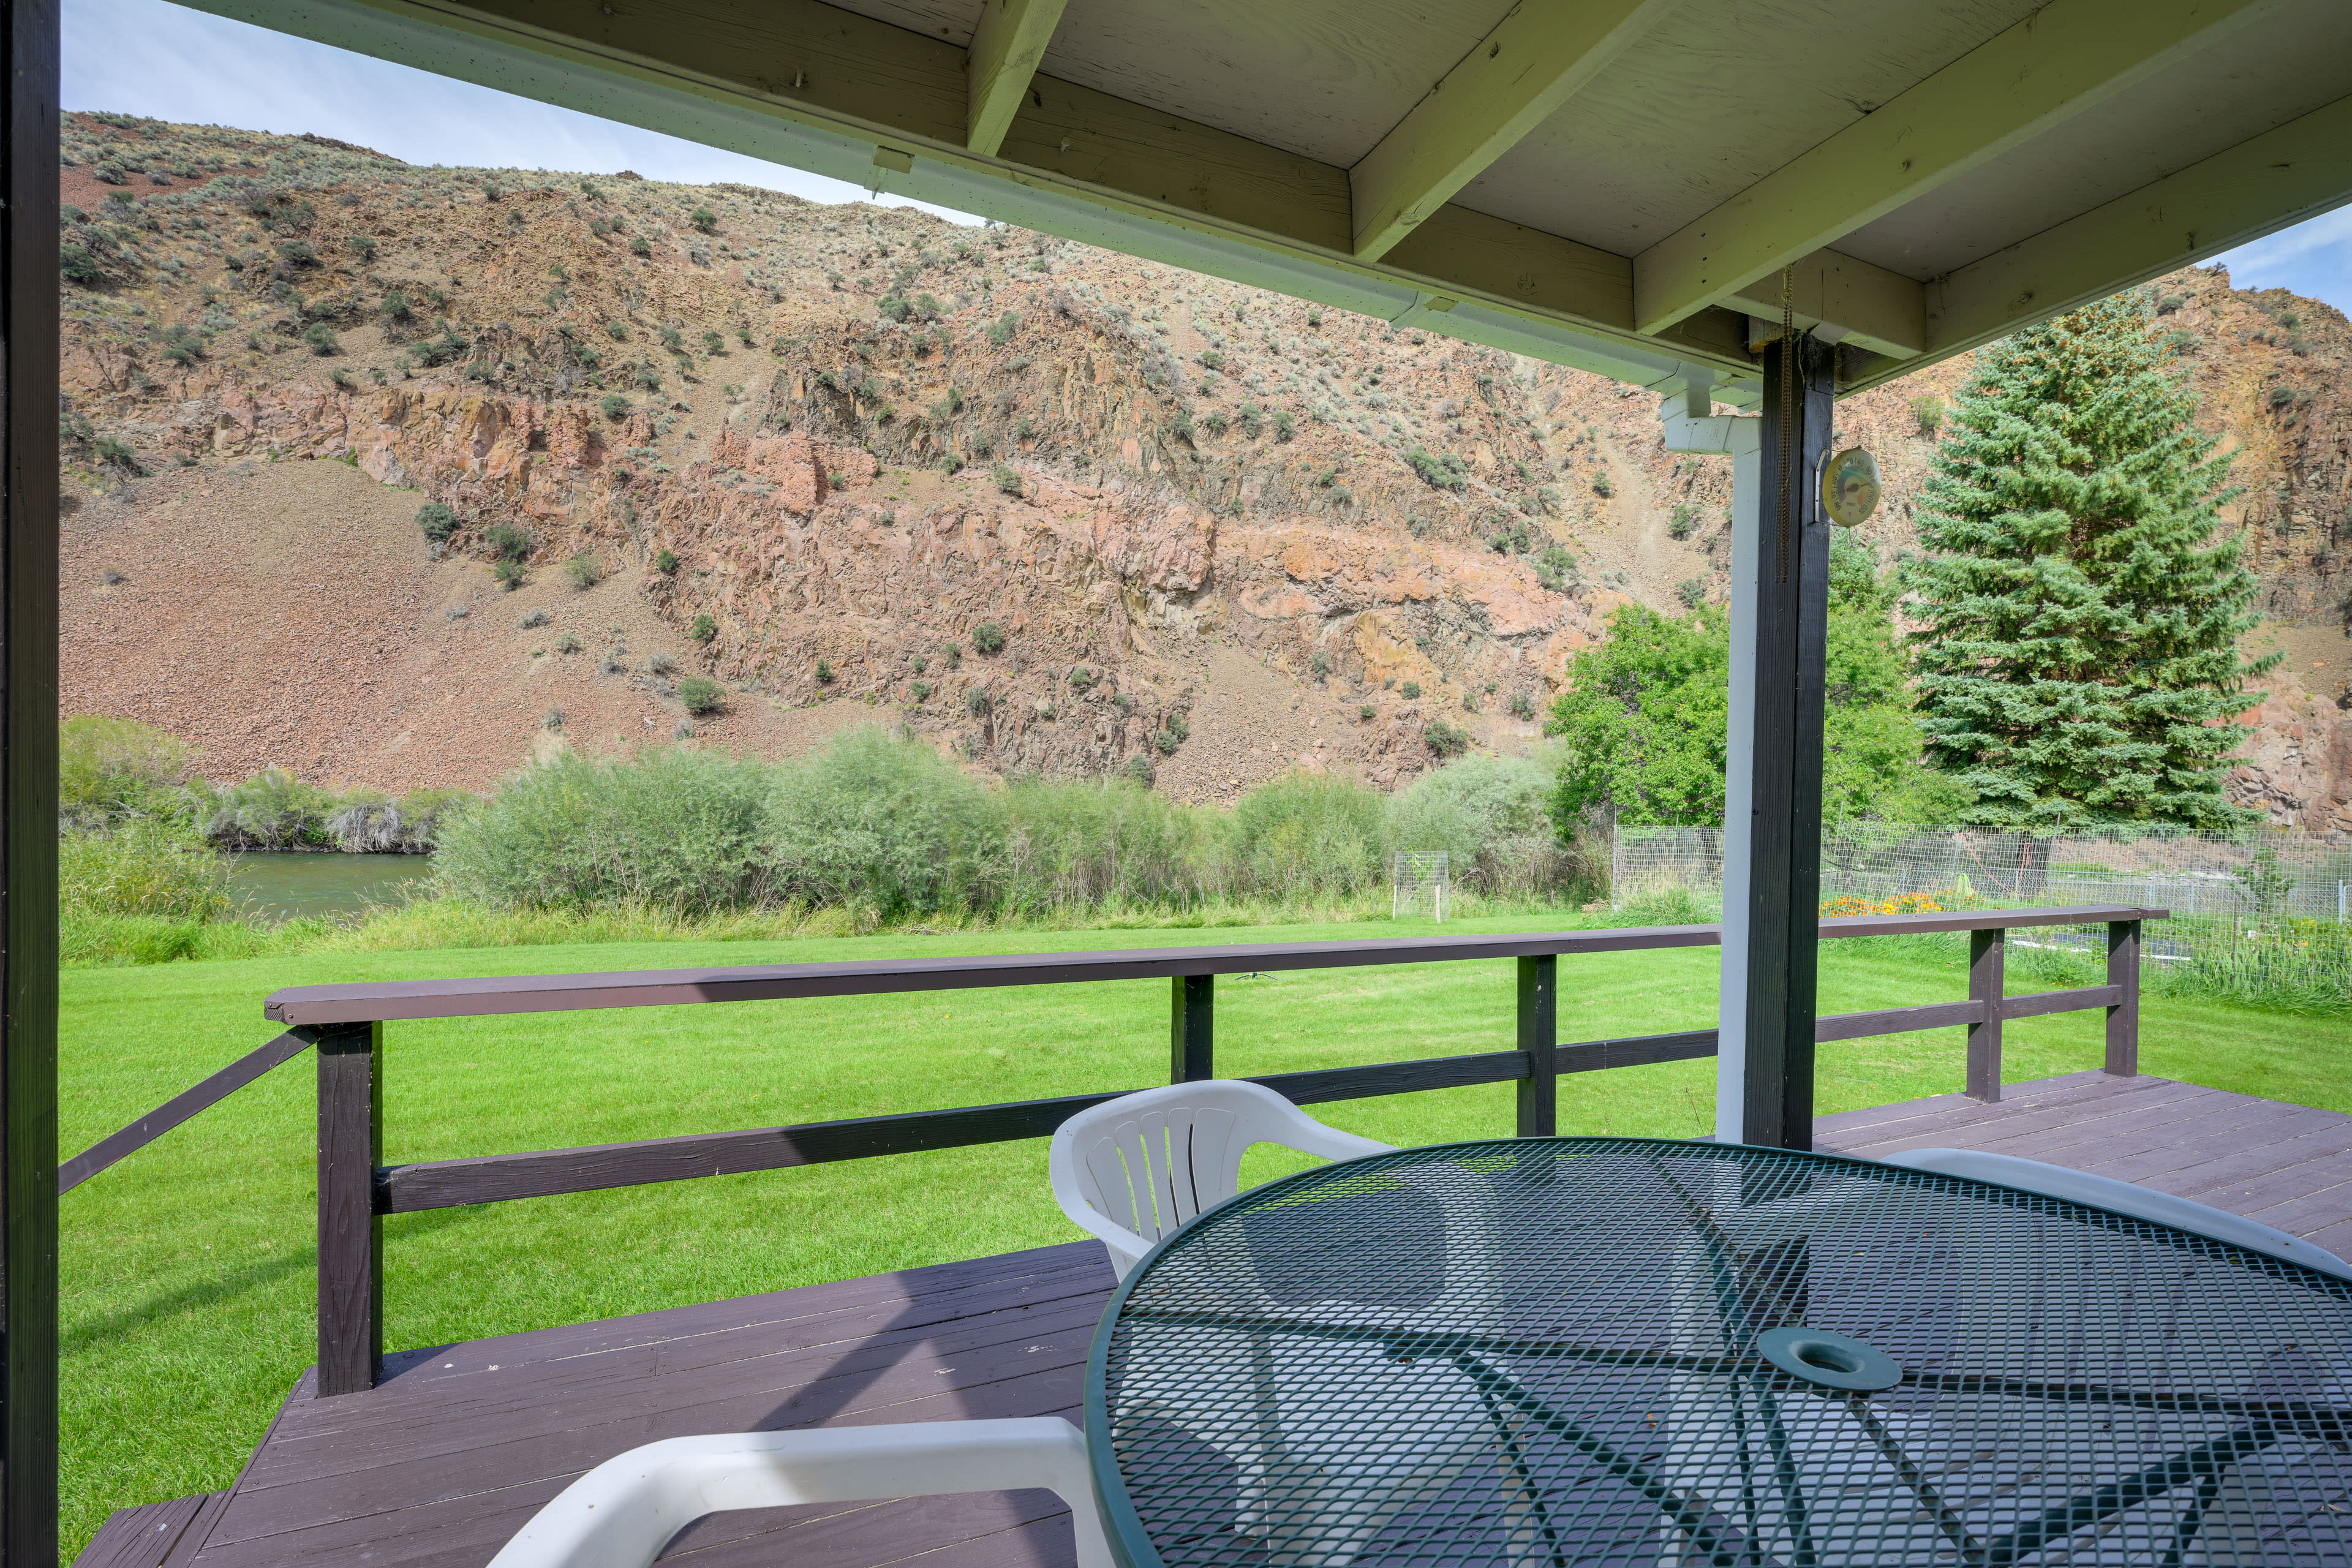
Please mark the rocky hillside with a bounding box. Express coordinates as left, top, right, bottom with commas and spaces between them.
55, 113, 2350, 828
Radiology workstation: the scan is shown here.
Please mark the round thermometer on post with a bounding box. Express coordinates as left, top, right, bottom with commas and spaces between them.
1820, 446, 1882, 527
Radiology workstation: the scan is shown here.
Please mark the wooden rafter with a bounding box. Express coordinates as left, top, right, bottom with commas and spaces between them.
1633, 0, 2290, 335
964, 0, 1066, 158
1348, 0, 1676, 262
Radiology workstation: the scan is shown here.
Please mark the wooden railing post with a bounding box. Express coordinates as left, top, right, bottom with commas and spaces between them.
2106, 919, 2141, 1078
1170, 975, 1213, 1083
317, 1020, 383, 1397
1515, 956, 1557, 1137
1966, 928, 2004, 1103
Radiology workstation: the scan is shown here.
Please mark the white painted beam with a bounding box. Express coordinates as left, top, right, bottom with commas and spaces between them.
1348, 0, 1676, 262
1634, 0, 2287, 335
965, 0, 1066, 158
1723, 248, 1924, 360
1916, 91, 2352, 363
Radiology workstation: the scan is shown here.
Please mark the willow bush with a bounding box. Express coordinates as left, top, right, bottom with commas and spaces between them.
432, 728, 1596, 919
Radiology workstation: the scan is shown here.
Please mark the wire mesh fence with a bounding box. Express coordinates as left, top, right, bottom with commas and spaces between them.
1611, 823, 2352, 1005
1392, 851, 1450, 922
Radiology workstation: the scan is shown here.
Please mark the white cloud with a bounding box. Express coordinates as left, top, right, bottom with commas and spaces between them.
68, 0, 978, 223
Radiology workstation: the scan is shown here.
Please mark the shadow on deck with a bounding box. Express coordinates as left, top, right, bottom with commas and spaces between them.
80, 1071, 2352, 1568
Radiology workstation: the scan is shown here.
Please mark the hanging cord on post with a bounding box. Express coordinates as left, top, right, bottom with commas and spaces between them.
1777, 266, 1795, 584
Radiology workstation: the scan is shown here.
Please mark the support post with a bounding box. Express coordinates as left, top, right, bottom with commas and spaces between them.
2105, 919, 2141, 1078
1966, 928, 2005, 1102
317, 1020, 383, 1396
1515, 956, 1558, 1137
1716, 331, 1834, 1148
1170, 976, 1213, 1083
2, 0, 62, 1550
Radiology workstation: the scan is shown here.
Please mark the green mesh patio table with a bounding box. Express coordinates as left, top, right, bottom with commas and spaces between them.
1085, 1136, 2352, 1568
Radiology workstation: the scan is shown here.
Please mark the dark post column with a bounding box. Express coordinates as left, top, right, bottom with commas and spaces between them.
317, 1021, 384, 1396
1169, 975, 1213, 1083
3, 0, 62, 1553
1966, 928, 2006, 1102
1719, 333, 1835, 1149
1515, 956, 1557, 1136
2105, 919, 2141, 1077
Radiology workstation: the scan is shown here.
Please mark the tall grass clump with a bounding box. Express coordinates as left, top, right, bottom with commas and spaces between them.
432, 747, 774, 912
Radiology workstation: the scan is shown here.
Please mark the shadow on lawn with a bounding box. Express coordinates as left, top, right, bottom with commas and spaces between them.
64, 1207, 477, 1355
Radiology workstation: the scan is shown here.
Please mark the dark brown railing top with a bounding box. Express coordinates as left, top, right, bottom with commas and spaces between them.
263, 904, 2166, 1025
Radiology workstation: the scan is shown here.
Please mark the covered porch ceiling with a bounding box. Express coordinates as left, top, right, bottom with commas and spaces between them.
175, 0, 2352, 403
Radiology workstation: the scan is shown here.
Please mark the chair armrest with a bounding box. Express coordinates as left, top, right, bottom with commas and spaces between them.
489, 1418, 1109, 1568
1275, 1121, 1395, 1165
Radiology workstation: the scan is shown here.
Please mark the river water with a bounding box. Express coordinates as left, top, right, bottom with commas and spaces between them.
227, 853, 434, 922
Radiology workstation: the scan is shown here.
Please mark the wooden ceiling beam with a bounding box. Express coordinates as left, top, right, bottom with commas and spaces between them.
965, 0, 1068, 158
1891, 92, 2352, 377
1723, 248, 1924, 360
1633, 0, 2290, 336
1348, 0, 1677, 263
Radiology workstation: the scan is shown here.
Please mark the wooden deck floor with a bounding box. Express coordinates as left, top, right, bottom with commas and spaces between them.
79, 1071, 2352, 1568
1815, 1070, 2352, 1258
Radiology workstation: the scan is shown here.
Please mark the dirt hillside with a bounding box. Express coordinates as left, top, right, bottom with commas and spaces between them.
53, 111, 2351, 824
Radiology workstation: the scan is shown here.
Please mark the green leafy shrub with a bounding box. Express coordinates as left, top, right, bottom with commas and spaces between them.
494, 559, 526, 590
967, 690, 992, 717
415, 502, 458, 541
600, 393, 631, 420
1401, 680, 1422, 699
677, 676, 725, 714
690, 614, 717, 643
485, 522, 533, 561
1668, 503, 1697, 540
564, 553, 602, 590
1237, 402, 1264, 438
1911, 394, 1945, 437
992, 465, 1022, 497
972, 622, 1007, 655
628, 236, 651, 258
1591, 472, 1614, 499
59, 243, 104, 287
1422, 718, 1469, 758
301, 322, 339, 356
690, 205, 717, 233
765, 729, 1003, 916
1405, 446, 1468, 492
1676, 578, 1706, 609
1232, 771, 1384, 897
434, 747, 774, 912
989, 312, 1020, 345
653, 548, 679, 573
814, 658, 834, 685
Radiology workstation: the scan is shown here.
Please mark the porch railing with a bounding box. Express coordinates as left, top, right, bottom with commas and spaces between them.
81, 904, 2164, 1396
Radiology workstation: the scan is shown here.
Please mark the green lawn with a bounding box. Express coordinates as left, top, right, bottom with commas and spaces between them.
57, 916, 2347, 1553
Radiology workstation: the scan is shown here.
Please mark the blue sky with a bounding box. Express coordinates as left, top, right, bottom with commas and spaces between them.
67, 0, 2352, 317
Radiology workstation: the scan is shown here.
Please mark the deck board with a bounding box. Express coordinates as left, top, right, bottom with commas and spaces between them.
78, 1073, 2352, 1568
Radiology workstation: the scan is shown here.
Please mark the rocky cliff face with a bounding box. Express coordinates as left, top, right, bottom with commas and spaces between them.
55, 112, 2351, 823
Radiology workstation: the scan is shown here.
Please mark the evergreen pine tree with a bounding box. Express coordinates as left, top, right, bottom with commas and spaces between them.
1908, 292, 2275, 829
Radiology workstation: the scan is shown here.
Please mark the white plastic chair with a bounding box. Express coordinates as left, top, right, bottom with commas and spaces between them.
1882, 1146, 2352, 1279
1050, 1079, 1394, 1279
485, 1417, 1110, 1568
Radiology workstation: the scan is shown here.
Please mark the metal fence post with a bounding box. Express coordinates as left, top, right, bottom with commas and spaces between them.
317, 1019, 383, 1396
1966, 928, 2003, 1103
1516, 956, 1558, 1137
2106, 919, 2141, 1078
1170, 976, 1213, 1083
